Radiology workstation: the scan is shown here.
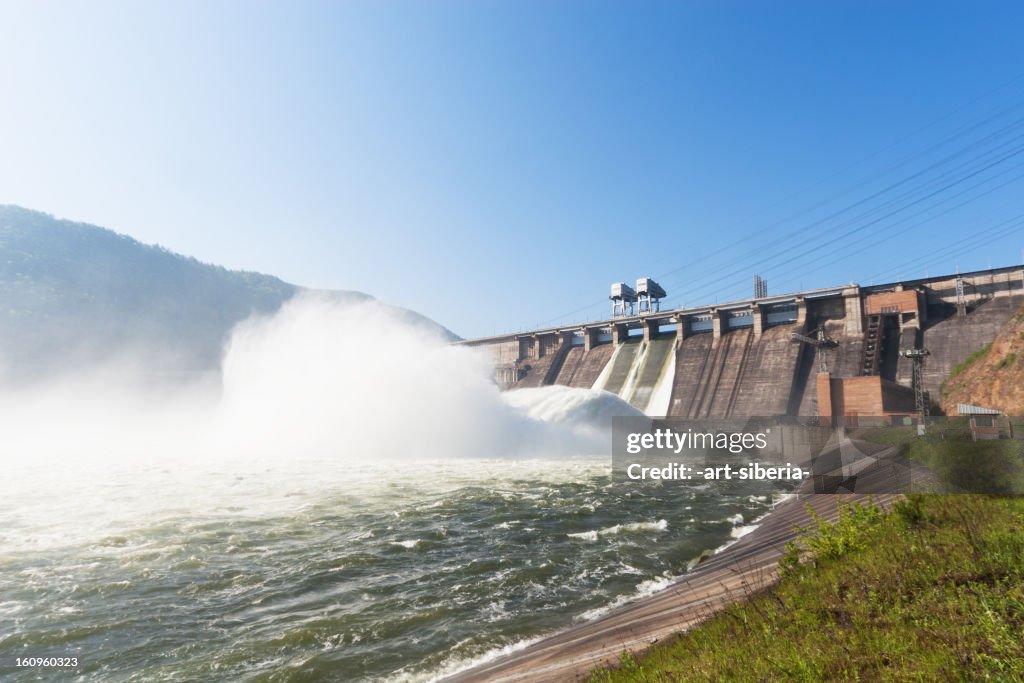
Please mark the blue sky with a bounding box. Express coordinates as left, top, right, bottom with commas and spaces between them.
2, 1, 1024, 337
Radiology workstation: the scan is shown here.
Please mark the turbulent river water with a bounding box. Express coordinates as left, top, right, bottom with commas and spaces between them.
0, 297, 792, 681
1, 455, 791, 682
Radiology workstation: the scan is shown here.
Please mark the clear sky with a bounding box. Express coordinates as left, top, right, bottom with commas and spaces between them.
2, 1, 1024, 338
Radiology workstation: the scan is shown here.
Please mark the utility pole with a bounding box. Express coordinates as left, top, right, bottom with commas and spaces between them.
955, 275, 966, 318
900, 348, 931, 417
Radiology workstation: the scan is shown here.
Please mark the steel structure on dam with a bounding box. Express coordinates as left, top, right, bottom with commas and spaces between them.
463, 265, 1024, 419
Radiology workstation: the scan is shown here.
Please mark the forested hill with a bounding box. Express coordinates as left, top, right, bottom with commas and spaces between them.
0, 205, 454, 382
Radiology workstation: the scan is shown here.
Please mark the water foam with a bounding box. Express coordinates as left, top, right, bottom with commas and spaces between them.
1, 294, 640, 471
0, 294, 641, 551
568, 519, 668, 541
215, 294, 633, 460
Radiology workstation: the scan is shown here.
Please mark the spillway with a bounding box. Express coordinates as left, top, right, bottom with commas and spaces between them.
600, 337, 643, 396
553, 343, 617, 389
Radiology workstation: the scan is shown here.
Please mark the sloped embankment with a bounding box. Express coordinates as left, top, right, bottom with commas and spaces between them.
940, 302, 1024, 414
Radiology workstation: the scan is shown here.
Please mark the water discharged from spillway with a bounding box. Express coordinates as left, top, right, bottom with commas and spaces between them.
0, 295, 790, 681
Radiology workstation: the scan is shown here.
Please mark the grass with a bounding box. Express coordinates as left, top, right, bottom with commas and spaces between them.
905, 436, 1024, 495
941, 342, 993, 399
948, 343, 993, 383
848, 425, 918, 450
587, 494, 1024, 682
853, 423, 1024, 495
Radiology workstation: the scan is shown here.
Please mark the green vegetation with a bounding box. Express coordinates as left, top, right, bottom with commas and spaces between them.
588, 494, 1024, 682
854, 424, 1024, 495
905, 436, 1024, 495
949, 343, 992, 381
849, 425, 918, 450
942, 343, 993, 398
779, 499, 886, 572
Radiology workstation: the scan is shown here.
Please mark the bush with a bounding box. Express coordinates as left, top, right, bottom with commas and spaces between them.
782, 499, 886, 571
802, 499, 885, 560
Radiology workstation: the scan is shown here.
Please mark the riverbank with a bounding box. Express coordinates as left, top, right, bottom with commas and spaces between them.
443, 441, 908, 682
444, 491, 896, 682
587, 492, 1024, 681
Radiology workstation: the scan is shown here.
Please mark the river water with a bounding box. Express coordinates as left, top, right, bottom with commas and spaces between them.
1, 454, 790, 682
0, 297, 790, 681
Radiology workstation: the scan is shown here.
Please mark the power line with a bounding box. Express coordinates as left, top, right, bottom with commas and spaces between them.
635, 74, 1024, 282
865, 215, 1024, 284
665, 115, 1024, 291
654, 98, 1024, 288
767, 169, 1024, 292
532, 79, 1024, 330
674, 134, 1024, 304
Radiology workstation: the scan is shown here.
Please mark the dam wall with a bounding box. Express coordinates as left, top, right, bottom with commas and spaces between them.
464, 266, 1024, 417
549, 343, 616, 389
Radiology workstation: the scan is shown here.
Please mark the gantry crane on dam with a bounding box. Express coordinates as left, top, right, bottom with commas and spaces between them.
611, 277, 666, 318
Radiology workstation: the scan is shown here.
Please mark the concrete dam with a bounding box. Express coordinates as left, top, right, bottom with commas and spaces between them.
464, 266, 1024, 418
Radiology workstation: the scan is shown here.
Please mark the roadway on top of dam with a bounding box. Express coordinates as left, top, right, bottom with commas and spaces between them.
460, 283, 843, 345
459, 264, 1024, 345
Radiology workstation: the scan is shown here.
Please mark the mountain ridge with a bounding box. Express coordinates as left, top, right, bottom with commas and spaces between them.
0, 205, 457, 382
